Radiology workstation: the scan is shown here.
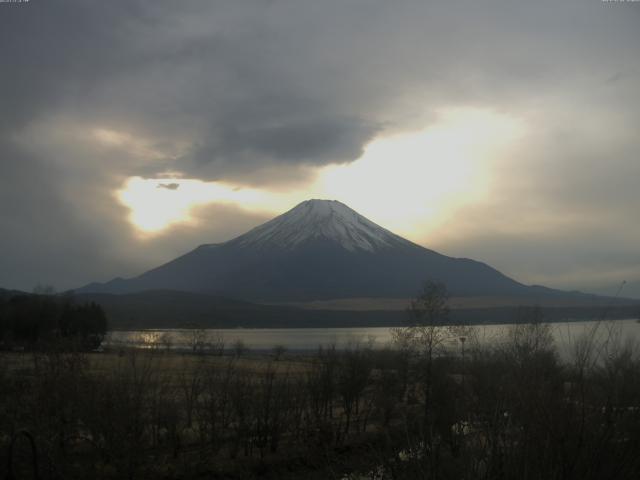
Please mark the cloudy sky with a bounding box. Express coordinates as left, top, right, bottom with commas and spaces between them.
1, 0, 639, 298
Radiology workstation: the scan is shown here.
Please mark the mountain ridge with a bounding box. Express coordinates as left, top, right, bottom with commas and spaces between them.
77, 199, 587, 302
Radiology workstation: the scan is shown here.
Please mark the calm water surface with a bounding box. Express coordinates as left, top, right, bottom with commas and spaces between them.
106, 319, 640, 356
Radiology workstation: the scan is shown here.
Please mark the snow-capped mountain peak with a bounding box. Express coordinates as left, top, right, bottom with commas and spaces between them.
228, 199, 411, 252
77, 198, 538, 300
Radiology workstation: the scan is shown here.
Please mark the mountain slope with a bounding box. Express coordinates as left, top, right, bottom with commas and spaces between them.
78, 199, 567, 301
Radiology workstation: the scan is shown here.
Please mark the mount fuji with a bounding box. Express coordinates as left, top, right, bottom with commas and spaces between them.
78, 199, 563, 301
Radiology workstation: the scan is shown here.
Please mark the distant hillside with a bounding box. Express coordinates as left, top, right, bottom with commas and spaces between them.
275, 295, 638, 311
77, 290, 640, 330
76, 290, 403, 329
0, 287, 24, 300
2, 286, 637, 330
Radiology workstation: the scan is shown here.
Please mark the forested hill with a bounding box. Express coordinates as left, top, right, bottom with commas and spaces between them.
0, 290, 107, 349
76, 290, 640, 330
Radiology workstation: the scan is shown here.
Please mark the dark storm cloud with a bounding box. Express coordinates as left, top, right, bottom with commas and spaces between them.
0, 1, 148, 131
0, 0, 384, 183
0, 0, 639, 293
157, 183, 180, 191
186, 116, 379, 180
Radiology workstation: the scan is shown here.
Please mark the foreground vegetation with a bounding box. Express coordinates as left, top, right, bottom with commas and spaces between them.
1, 283, 639, 479
1, 320, 639, 479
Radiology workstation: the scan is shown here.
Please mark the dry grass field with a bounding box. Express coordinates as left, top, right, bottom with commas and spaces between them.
2, 321, 640, 479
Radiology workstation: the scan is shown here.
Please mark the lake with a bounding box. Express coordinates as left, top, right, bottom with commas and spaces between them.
105, 319, 640, 357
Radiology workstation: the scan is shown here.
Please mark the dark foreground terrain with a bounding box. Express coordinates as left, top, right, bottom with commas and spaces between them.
1, 320, 640, 479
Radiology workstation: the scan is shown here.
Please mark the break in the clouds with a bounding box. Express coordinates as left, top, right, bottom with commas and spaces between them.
0, 0, 639, 297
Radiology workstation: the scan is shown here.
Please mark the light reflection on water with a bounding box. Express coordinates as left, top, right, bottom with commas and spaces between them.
104, 319, 640, 356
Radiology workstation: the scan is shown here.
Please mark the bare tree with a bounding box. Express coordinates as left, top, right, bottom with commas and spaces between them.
209, 331, 226, 356
392, 281, 455, 450
272, 344, 286, 361
232, 339, 248, 357
159, 332, 173, 352
187, 328, 208, 354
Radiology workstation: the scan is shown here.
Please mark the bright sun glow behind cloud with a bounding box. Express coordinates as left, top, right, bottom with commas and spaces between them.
117, 179, 270, 234
316, 108, 525, 236
117, 107, 526, 238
